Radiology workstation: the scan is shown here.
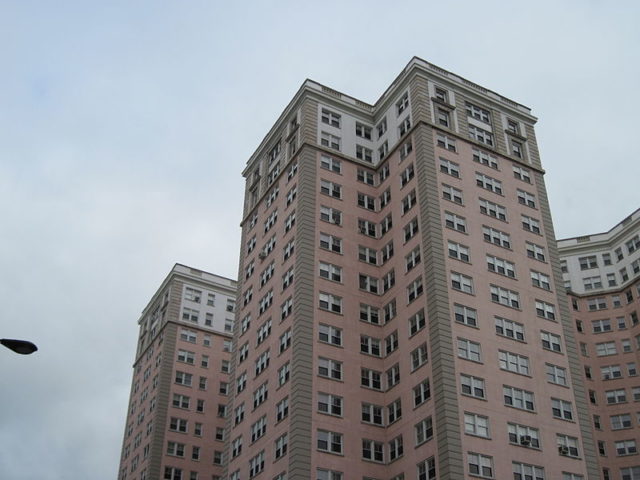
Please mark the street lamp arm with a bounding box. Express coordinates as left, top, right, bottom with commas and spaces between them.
1, 339, 38, 355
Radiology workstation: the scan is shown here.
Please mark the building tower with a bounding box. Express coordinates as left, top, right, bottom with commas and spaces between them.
559, 208, 640, 480
118, 264, 237, 480
227, 57, 599, 480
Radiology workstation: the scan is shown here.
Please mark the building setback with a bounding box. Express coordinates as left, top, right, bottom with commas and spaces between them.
559, 208, 640, 480
117, 264, 237, 480
227, 57, 599, 480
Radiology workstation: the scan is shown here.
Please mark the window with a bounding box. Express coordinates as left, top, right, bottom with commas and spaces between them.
557, 434, 579, 457
274, 433, 288, 459
583, 276, 602, 290
169, 417, 188, 433
386, 364, 400, 389
356, 122, 372, 140
361, 403, 384, 426
385, 331, 399, 355
490, 285, 520, 309
396, 92, 409, 115
495, 317, 524, 341
317, 430, 343, 454
476, 173, 504, 195
255, 350, 271, 376
378, 141, 389, 159
517, 190, 536, 208
627, 234, 640, 254
526, 242, 546, 262
436, 107, 450, 127
234, 403, 244, 425
405, 247, 421, 271
522, 215, 541, 234
592, 319, 612, 333
389, 435, 404, 462
174, 371, 192, 386
434, 86, 448, 102
409, 309, 426, 335
164, 467, 182, 480
318, 393, 342, 417
472, 148, 498, 169
468, 452, 493, 478
387, 398, 402, 424
615, 440, 637, 456
355, 144, 373, 163
448, 241, 470, 262
276, 397, 289, 422
320, 132, 340, 151
606, 389, 627, 404
320, 179, 342, 198
450, 305, 478, 328
357, 192, 376, 211
535, 300, 556, 320
483, 226, 510, 248
596, 341, 617, 356
541, 331, 562, 352
253, 382, 268, 408
317, 469, 342, 480
601, 364, 622, 379
411, 343, 429, 370
465, 413, 489, 438
401, 190, 417, 214
250, 416, 267, 442
466, 103, 491, 122
318, 357, 342, 380
415, 416, 434, 445
180, 328, 197, 343
508, 423, 539, 448
399, 117, 411, 136
551, 398, 573, 420
320, 205, 342, 225
458, 338, 482, 362
546, 364, 567, 386
512, 462, 544, 480
400, 163, 415, 186
319, 262, 342, 283
182, 307, 199, 323
513, 165, 531, 183
167, 441, 185, 457
407, 276, 424, 302
440, 157, 460, 177
319, 233, 342, 254
361, 439, 385, 463
172, 394, 190, 409
443, 184, 463, 204
177, 350, 195, 365
184, 287, 201, 303
487, 255, 515, 278
249, 451, 265, 478
418, 457, 437, 480
499, 351, 529, 375
321, 108, 341, 128
360, 335, 381, 357
437, 133, 457, 152
361, 368, 382, 391
461, 374, 485, 399
414, 378, 432, 406
587, 297, 607, 311
451, 272, 474, 294
504, 386, 535, 411
445, 212, 466, 232
611, 413, 632, 430
479, 198, 506, 221
317, 323, 342, 347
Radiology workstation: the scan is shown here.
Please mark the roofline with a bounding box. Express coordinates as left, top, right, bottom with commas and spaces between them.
557, 207, 640, 244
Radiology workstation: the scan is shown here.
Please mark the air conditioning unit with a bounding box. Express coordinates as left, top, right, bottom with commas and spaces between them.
519, 435, 532, 446
558, 445, 569, 455
331, 214, 340, 224
258, 251, 267, 260
603, 373, 610, 380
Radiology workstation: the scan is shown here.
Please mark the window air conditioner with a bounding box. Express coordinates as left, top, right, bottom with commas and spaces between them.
558, 445, 569, 455
519, 435, 532, 446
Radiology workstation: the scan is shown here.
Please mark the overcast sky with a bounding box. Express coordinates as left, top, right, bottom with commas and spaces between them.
1, 1, 639, 479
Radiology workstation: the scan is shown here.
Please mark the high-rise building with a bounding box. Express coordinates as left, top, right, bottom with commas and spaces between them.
228, 57, 599, 480
559, 208, 640, 480
118, 264, 237, 480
